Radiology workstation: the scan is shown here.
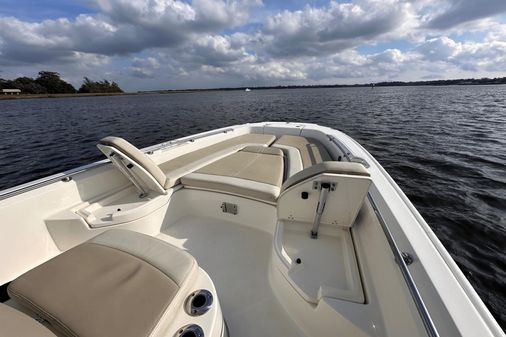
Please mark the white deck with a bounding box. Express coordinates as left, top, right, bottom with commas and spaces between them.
158, 216, 305, 337
282, 222, 363, 303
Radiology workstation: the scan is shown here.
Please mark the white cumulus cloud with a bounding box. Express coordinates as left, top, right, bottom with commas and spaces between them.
0, 0, 505, 90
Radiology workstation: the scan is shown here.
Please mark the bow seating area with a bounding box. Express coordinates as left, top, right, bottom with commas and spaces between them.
98, 133, 333, 203
5, 131, 371, 337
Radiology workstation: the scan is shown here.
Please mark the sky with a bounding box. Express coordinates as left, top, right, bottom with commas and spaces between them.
0, 0, 505, 91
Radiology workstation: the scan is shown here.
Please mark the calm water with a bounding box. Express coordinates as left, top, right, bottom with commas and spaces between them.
1, 86, 505, 328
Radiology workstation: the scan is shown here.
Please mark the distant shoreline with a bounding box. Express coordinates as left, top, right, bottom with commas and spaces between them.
145, 76, 506, 94
147, 81, 506, 94
2, 78, 505, 100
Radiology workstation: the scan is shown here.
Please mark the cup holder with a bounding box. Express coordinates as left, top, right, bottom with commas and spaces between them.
175, 324, 204, 337
185, 289, 213, 316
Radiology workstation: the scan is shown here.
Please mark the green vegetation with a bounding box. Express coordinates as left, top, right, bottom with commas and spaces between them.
78, 77, 123, 93
1, 76, 48, 94
0, 71, 75, 94
35, 71, 76, 94
0, 71, 123, 94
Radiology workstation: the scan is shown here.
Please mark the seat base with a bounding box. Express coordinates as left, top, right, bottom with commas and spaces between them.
6, 229, 208, 337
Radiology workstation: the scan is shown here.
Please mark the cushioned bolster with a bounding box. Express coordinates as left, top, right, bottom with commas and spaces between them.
282, 161, 370, 192
99, 136, 167, 188
8, 242, 179, 337
272, 144, 304, 178
273, 135, 332, 168
181, 173, 280, 203
89, 229, 196, 286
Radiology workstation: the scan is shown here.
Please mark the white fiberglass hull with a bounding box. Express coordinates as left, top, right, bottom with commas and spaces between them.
0, 122, 502, 337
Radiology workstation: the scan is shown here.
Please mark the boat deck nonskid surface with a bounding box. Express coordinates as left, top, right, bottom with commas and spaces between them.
157, 216, 305, 337
283, 223, 362, 303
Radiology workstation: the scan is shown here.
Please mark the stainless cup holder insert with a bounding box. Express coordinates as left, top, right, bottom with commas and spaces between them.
175, 324, 204, 337
185, 289, 213, 316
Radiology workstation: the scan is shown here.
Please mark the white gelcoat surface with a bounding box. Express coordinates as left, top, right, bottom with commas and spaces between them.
158, 216, 305, 337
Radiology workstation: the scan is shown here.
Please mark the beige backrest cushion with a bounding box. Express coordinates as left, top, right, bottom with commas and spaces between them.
282, 161, 370, 192
0, 303, 56, 337
99, 136, 167, 188
273, 135, 331, 168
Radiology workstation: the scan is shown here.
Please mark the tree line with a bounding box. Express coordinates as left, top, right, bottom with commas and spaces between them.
0, 71, 123, 94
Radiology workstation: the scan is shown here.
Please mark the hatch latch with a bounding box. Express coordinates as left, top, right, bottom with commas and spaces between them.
221, 202, 238, 215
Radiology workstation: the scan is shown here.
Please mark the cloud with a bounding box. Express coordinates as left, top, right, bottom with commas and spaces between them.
425, 0, 506, 30
128, 57, 160, 78
192, 0, 262, 29
0, 0, 262, 65
96, 0, 261, 27
415, 36, 459, 61
0, 0, 506, 90
0, 15, 139, 64
262, 0, 415, 57
415, 33, 506, 72
185, 35, 254, 66
301, 48, 421, 81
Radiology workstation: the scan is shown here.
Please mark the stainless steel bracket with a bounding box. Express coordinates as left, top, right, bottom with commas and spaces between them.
221, 202, 237, 215
310, 182, 334, 239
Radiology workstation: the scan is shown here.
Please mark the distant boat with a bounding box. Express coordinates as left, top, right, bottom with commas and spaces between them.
245, 88, 251, 92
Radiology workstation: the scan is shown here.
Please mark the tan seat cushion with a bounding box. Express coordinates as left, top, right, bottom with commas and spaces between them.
159, 134, 276, 188
8, 229, 197, 337
273, 135, 331, 169
0, 303, 56, 337
99, 136, 168, 188
181, 146, 284, 203
99, 134, 276, 191
281, 161, 370, 192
